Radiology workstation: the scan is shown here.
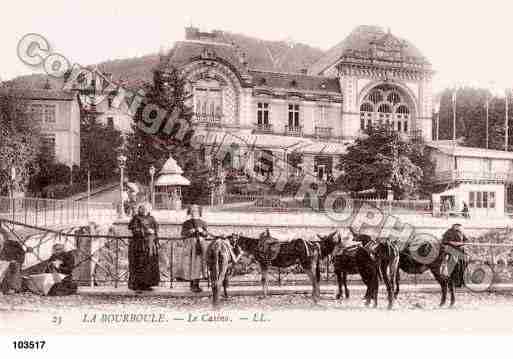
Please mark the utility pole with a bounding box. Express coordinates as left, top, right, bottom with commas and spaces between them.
506, 89, 510, 151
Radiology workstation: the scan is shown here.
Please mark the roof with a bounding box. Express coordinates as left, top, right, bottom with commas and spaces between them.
249, 70, 340, 94
159, 156, 184, 175
178, 27, 324, 73
165, 40, 251, 80
165, 40, 339, 95
428, 143, 513, 160
197, 130, 349, 155
156, 156, 190, 186
308, 25, 429, 75
0, 88, 76, 101
155, 174, 191, 186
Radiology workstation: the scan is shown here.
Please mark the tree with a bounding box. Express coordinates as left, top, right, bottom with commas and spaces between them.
0, 86, 41, 195
337, 125, 430, 199
126, 61, 210, 202
437, 86, 513, 150
80, 115, 124, 181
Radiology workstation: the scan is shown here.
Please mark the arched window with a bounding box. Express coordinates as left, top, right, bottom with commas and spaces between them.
359, 85, 413, 134
368, 91, 383, 104
360, 103, 374, 130
387, 92, 401, 105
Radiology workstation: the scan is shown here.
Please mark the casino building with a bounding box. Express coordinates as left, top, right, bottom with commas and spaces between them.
160, 25, 434, 182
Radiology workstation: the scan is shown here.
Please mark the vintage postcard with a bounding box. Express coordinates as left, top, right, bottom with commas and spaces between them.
1, 0, 513, 354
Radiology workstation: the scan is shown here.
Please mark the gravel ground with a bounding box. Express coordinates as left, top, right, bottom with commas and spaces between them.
1, 290, 513, 312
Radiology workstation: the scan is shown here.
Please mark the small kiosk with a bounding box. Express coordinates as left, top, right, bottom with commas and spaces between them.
154, 156, 190, 210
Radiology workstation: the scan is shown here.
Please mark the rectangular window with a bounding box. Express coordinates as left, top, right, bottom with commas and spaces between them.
41, 134, 56, 158
288, 104, 300, 127
44, 104, 56, 123
107, 116, 114, 128
469, 191, 475, 208
476, 191, 482, 208
489, 192, 496, 208
404, 121, 408, 132
483, 191, 488, 208
257, 102, 269, 125
397, 121, 402, 132
360, 115, 365, 130
31, 104, 43, 122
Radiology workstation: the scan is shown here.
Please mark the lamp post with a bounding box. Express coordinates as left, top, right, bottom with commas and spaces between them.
433, 101, 441, 141
117, 154, 127, 219
451, 86, 459, 147
506, 89, 510, 151
149, 165, 156, 208
9, 166, 16, 199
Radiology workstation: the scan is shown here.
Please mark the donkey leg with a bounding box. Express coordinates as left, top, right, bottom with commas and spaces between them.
222, 276, 229, 298
394, 267, 400, 299
381, 263, 394, 310
448, 279, 456, 307
305, 269, 319, 304
343, 272, 350, 299
261, 267, 269, 298
335, 270, 343, 300
431, 268, 447, 307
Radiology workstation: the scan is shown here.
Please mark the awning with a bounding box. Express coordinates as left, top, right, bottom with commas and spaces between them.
195, 130, 349, 155
155, 174, 191, 186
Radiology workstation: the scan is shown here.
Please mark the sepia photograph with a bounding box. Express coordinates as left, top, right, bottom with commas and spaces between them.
1, 0, 513, 354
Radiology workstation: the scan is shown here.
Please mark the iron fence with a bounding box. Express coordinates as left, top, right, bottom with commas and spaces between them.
4, 218, 513, 290
220, 194, 433, 214
0, 196, 117, 227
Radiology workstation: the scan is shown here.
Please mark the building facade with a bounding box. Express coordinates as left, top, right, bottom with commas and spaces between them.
429, 144, 513, 217
23, 89, 81, 167
161, 25, 434, 181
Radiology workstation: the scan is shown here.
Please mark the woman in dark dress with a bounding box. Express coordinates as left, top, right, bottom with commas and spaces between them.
175, 205, 208, 293
128, 202, 160, 291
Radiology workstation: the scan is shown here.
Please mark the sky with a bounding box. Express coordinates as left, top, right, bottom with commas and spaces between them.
2, 0, 513, 94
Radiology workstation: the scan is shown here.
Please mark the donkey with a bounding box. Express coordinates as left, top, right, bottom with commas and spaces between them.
317, 231, 379, 307
205, 235, 242, 307
396, 239, 467, 307
349, 228, 400, 309
233, 230, 338, 303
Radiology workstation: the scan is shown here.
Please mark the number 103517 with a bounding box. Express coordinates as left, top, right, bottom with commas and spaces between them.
13, 340, 46, 350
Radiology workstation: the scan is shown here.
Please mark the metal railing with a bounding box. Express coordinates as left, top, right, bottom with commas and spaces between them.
254, 122, 273, 134
192, 113, 222, 127
5, 218, 513, 289
0, 196, 117, 227
434, 170, 513, 183
314, 126, 333, 138
220, 194, 433, 214
285, 125, 302, 136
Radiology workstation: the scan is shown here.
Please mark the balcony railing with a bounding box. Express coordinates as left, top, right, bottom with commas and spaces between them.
193, 113, 222, 127
285, 125, 302, 136
434, 170, 513, 184
254, 123, 273, 134
314, 126, 333, 138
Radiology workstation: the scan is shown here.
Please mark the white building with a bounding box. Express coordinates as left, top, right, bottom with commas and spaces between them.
160, 25, 434, 182
23, 89, 81, 167
429, 143, 513, 216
